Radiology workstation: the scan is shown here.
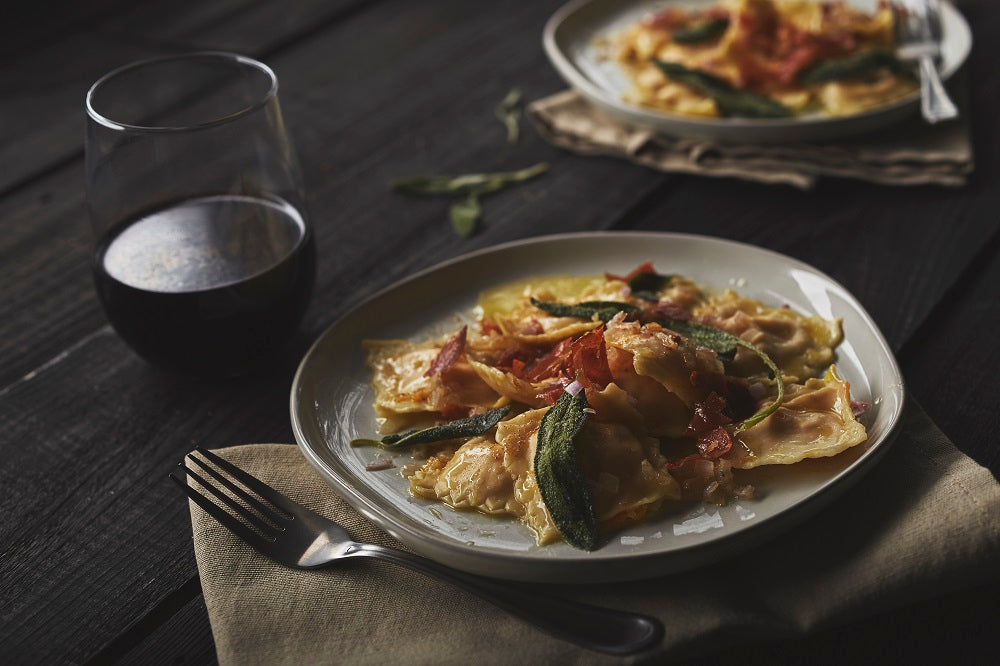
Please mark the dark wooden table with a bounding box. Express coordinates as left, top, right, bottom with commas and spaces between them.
2, 1, 998, 663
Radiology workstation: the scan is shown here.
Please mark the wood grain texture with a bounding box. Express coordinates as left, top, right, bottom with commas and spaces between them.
898, 227, 1000, 467
104, 579, 217, 666
689, 580, 1000, 666
0, 0, 365, 196
1, 0, 998, 663
0, 330, 305, 661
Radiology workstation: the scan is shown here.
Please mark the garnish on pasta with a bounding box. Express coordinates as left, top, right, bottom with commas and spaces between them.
613, 0, 917, 119
360, 265, 867, 549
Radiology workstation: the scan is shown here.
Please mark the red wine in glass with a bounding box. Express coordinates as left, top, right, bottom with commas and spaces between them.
86, 53, 316, 376
93, 194, 315, 376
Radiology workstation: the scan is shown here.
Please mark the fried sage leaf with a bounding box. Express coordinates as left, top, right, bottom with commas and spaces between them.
352, 405, 511, 449
449, 193, 481, 237
654, 60, 793, 118
672, 17, 729, 44
661, 318, 738, 362
662, 319, 784, 432
391, 162, 549, 197
495, 87, 523, 144
799, 49, 913, 85
629, 270, 675, 301
535, 389, 597, 550
393, 163, 548, 237
732, 345, 784, 432
530, 298, 639, 322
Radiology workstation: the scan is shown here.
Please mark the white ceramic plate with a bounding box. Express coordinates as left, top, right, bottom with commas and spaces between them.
543, 0, 971, 143
291, 232, 905, 583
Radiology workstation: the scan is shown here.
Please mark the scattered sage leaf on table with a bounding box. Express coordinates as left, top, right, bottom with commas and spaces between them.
495, 87, 523, 144
391, 162, 549, 196
535, 389, 597, 551
351, 405, 511, 449
391, 162, 549, 237
531, 298, 639, 322
449, 192, 481, 237
661, 318, 784, 432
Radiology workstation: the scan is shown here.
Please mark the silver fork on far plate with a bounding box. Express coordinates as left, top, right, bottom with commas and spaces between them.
893, 0, 958, 123
171, 447, 664, 656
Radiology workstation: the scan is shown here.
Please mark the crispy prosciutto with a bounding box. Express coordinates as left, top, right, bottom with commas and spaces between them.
424, 326, 467, 377
605, 260, 657, 285
733, 3, 856, 90
514, 325, 614, 404
687, 391, 733, 436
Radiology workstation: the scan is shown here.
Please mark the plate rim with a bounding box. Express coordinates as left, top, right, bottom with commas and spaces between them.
291, 231, 906, 582
541, 0, 972, 142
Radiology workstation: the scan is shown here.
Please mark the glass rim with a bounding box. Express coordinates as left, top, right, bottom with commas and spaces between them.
85, 51, 279, 133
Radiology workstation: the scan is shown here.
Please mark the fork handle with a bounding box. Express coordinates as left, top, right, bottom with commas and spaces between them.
919, 55, 958, 123
343, 543, 663, 656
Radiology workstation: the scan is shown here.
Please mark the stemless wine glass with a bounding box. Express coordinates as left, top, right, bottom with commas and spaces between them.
85, 52, 315, 377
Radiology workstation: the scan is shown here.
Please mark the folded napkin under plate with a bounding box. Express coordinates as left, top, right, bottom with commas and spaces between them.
527, 90, 973, 189
188, 399, 999, 665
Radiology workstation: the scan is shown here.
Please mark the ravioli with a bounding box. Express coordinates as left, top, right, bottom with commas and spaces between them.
696, 290, 842, 382
364, 340, 439, 421
728, 367, 867, 468
575, 421, 681, 528
409, 436, 520, 515
408, 407, 682, 544
477, 274, 624, 345
466, 360, 550, 408
604, 314, 725, 409
362, 265, 870, 548
364, 338, 499, 431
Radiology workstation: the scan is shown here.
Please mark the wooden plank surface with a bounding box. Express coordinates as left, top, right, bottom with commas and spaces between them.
1, 0, 998, 663
0, 0, 364, 196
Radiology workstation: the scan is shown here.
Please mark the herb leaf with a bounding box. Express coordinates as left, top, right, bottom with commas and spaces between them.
661, 318, 784, 432
661, 318, 738, 362
799, 49, 914, 85
449, 193, 481, 237
629, 270, 674, 296
495, 87, 523, 144
535, 390, 597, 550
392, 162, 548, 238
654, 60, 793, 118
391, 162, 549, 197
531, 298, 639, 322
672, 17, 729, 44
352, 405, 511, 449
733, 341, 784, 432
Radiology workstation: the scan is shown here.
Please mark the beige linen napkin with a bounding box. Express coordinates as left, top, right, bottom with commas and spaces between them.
527, 90, 973, 189
190, 400, 1000, 665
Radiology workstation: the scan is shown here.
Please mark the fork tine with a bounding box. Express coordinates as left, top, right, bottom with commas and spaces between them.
194, 446, 300, 515
187, 453, 287, 525
169, 471, 273, 550
173, 463, 280, 538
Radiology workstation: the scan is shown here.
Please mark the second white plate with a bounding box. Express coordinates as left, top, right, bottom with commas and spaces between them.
542, 0, 971, 143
